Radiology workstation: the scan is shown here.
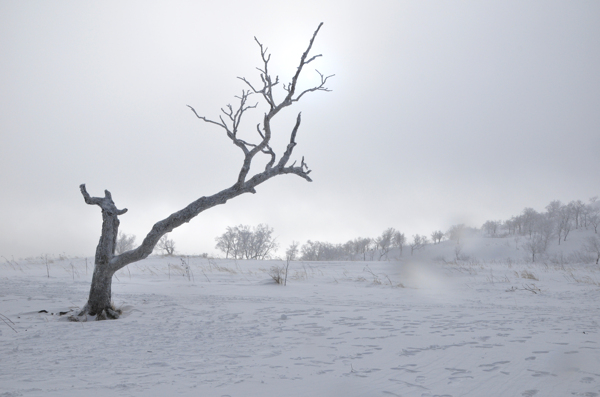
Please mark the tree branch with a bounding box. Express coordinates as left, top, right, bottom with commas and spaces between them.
108, 23, 328, 270
291, 69, 335, 103
80, 184, 127, 216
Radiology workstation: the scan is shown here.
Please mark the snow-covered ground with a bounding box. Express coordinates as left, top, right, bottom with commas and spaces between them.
2, 234, 600, 396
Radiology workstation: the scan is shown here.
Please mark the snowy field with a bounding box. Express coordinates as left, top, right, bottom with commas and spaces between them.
1, 239, 600, 396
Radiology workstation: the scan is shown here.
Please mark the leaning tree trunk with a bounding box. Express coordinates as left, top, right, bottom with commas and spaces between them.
77, 159, 312, 319
77, 181, 268, 319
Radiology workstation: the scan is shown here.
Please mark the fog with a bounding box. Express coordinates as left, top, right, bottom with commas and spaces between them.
1, 1, 599, 258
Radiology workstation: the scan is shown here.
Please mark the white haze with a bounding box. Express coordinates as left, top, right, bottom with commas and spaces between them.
1, 1, 599, 258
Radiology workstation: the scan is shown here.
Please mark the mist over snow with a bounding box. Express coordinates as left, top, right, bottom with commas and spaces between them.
2, 4, 600, 394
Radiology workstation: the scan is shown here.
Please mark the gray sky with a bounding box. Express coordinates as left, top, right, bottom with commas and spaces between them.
1, 1, 599, 259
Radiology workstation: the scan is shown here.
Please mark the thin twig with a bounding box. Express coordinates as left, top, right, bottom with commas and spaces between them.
0, 313, 17, 333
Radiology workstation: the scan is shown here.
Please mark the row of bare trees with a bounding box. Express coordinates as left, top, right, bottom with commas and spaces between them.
298, 229, 401, 261
481, 197, 600, 262
125, 224, 458, 262
297, 228, 444, 261
120, 196, 600, 268
483, 198, 600, 240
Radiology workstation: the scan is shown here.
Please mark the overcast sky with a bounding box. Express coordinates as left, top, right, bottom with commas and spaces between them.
1, 1, 599, 259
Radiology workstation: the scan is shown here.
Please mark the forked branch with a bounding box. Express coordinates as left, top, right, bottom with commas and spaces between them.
80, 184, 127, 216
187, 22, 331, 188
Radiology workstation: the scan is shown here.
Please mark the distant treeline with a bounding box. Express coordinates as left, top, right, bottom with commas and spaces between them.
122, 196, 599, 262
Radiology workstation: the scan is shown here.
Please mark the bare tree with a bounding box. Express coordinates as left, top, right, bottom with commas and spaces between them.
353, 237, 373, 260
569, 200, 586, 229
251, 224, 279, 259
504, 218, 517, 235
430, 230, 444, 244
115, 232, 136, 255
300, 240, 319, 261
545, 200, 563, 218
284, 241, 299, 286
536, 216, 555, 249
581, 203, 591, 229
557, 206, 573, 244
215, 224, 278, 259
286, 241, 299, 262
522, 234, 547, 262
235, 225, 254, 259
76, 24, 332, 320
587, 204, 600, 234
156, 234, 176, 256
583, 236, 600, 265
454, 243, 464, 261
521, 208, 539, 238
511, 215, 524, 235
482, 221, 500, 237
392, 231, 406, 254
589, 212, 600, 234
299, 240, 348, 261
446, 224, 465, 244
342, 240, 355, 259
546, 200, 563, 244
215, 226, 237, 258
375, 228, 395, 260
410, 234, 428, 255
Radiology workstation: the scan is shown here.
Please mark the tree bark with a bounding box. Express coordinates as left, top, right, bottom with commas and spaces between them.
85, 265, 117, 318
76, 185, 126, 318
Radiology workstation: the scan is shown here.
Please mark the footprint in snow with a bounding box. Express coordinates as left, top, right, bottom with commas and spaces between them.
521, 390, 538, 397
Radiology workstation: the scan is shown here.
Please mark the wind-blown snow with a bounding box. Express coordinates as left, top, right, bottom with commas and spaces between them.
1, 237, 599, 396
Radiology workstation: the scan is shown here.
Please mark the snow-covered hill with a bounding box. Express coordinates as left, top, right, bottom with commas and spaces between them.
394, 226, 599, 265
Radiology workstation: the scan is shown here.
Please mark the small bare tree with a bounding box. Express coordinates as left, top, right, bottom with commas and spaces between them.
588, 206, 600, 234
156, 234, 176, 256
375, 228, 395, 260
410, 234, 428, 255
430, 230, 444, 244
284, 241, 299, 286
215, 227, 237, 258
556, 207, 573, 245
392, 231, 405, 254
522, 234, 547, 262
115, 232, 136, 255
446, 224, 465, 244
353, 237, 373, 261
454, 243, 463, 261
569, 200, 586, 229
286, 241, 299, 262
76, 24, 332, 320
482, 221, 500, 237
583, 235, 600, 265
